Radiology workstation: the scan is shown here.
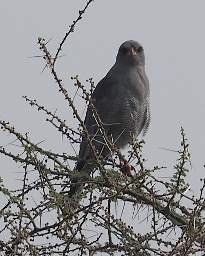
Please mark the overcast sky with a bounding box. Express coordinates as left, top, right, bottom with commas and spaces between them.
0, 0, 205, 191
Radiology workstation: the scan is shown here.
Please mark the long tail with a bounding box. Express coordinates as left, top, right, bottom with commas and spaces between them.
68, 175, 86, 198
68, 159, 91, 198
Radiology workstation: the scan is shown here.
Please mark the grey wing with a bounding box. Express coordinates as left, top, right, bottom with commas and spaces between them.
142, 98, 151, 136
78, 75, 118, 161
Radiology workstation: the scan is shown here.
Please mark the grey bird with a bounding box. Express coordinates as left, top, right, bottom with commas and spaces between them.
69, 40, 150, 196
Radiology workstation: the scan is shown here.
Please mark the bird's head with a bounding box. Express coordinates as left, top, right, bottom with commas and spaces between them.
116, 40, 145, 67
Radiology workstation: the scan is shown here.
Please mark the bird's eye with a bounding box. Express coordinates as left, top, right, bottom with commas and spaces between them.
137, 46, 143, 53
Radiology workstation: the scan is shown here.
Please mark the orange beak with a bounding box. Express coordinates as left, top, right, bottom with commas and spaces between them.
128, 47, 137, 56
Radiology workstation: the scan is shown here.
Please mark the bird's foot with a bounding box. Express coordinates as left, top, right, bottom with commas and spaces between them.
119, 159, 135, 177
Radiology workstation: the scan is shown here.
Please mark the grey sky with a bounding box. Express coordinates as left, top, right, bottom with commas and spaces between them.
0, 0, 205, 191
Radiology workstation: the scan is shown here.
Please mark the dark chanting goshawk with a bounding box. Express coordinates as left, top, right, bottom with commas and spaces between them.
69, 40, 150, 196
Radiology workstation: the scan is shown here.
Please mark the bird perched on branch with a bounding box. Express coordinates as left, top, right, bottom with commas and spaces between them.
69, 40, 150, 197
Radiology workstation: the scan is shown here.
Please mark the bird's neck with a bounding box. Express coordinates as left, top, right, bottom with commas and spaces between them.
110, 63, 149, 100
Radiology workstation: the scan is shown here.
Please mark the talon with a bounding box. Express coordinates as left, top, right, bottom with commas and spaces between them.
119, 159, 134, 177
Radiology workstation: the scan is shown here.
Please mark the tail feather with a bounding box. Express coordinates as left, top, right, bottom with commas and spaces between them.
68, 160, 92, 198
